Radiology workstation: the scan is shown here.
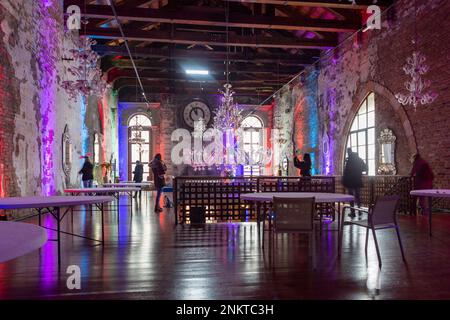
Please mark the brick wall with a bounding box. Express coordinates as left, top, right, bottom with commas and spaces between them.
274, 0, 450, 188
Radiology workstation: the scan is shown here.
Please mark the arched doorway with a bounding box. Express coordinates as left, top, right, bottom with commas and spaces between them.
128, 114, 152, 181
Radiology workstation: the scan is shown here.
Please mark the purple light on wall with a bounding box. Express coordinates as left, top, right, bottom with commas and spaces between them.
323, 87, 337, 175
38, 1, 58, 195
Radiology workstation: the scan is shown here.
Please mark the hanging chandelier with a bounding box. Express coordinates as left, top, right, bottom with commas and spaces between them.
395, 51, 437, 111
212, 83, 243, 131
61, 36, 108, 102
128, 116, 146, 145
395, 0, 437, 111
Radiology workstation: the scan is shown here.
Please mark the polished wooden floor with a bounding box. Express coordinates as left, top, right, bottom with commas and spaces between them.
1, 194, 450, 300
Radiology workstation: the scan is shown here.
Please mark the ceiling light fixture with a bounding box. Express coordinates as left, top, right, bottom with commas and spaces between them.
185, 69, 209, 75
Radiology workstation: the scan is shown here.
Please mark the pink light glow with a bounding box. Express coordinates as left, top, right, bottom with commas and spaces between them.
38, 0, 58, 195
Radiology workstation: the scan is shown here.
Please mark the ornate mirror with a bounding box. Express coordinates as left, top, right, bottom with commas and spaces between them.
377, 128, 396, 175
62, 125, 72, 178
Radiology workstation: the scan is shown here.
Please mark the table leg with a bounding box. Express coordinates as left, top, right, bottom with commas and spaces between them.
56, 207, 61, 269
337, 202, 341, 246
130, 192, 133, 214
256, 202, 262, 245
101, 203, 105, 245
38, 208, 42, 226
429, 196, 432, 237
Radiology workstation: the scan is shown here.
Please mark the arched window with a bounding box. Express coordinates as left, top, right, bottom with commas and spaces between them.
128, 114, 152, 181
345, 92, 376, 175
242, 115, 263, 176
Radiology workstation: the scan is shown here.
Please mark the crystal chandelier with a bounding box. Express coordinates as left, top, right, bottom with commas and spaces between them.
128, 116, 146, 145
61, 36, 108, 102
212, 83, 243, 131
395, 51, 437, 111
395, 0, 437, 111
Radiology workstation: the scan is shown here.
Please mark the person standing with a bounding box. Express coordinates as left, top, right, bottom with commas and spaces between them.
343, 148, 368, 218
150, 153, 167, 212
132, 160, 144, 199
294, 152, 312, 177
410, 153, 434, 215
79, 156, 94, 188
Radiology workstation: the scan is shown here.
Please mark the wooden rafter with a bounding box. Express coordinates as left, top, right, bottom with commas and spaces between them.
65, 1, 360, 32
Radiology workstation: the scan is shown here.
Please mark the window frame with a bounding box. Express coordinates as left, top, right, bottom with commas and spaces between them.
241, 116, 264, 176
345, 93, 376, 176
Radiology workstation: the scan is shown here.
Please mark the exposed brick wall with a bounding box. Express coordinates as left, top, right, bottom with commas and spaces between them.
0, 3, 22, 197
275, 0, 450, 188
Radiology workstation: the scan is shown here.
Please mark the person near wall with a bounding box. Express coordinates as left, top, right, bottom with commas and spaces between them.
410, 153, 434, 215
150, 153, 167, 212
132, 160, 144, 199
79, 156, 94, 188
343, 148, 368, 218
294, 152, 312, 177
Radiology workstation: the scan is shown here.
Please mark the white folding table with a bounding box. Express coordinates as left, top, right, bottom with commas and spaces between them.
0, 221, 48, 263
241, 192, 354, 249
103, 182, 154, 189
410, 189, 450, 236
65, 187, 140, 213
0, 196, 114, 267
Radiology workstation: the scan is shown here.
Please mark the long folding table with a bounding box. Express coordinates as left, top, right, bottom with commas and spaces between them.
65, 186, 140, 208
410, 189, 450, 236
0, 196, 114, 267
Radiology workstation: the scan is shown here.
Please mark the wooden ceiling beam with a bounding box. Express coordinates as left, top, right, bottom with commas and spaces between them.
222, 0, 391, 10
95, 45, 318, 65
86, 27, 336, 49
106, 61, 301, 76
65, 1, 359, 32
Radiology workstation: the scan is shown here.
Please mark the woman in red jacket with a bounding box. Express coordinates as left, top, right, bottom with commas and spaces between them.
410, 153, 434, 214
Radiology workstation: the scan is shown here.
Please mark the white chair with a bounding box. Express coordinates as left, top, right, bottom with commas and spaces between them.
339, 195, 406, 268
268, 197, 316, 268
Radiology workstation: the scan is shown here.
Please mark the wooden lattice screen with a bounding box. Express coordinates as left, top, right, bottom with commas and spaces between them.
335, 175, 414, 214
173, 176, 336, 224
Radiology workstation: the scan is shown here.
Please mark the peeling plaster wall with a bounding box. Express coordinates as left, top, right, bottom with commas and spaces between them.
0, 0, 117, 203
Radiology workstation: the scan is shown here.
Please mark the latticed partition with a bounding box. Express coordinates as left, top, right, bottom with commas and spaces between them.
174, 177, 257, 224
174, 176, 336, 224
335, 175, 414, 214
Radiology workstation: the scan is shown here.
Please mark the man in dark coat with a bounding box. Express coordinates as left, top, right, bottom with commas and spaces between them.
150, 153, 167, 212
411, 153, 434, 214
343, 148, 368, 218
79, 156, 94, 188
132, 160, 144, 199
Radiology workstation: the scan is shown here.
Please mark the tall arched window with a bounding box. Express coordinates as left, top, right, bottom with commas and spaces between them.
128, 114, 152, 181
242, 115, 263, 176
346, 92, 376, 175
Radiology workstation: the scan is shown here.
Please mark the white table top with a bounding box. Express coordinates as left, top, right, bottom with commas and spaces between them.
65, 187, 140, 193
0, 221, 48, 263
241, 192, 354, 203
0, 196, 114, 209
103, 182, 154, 187
410, 189, 450, 198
